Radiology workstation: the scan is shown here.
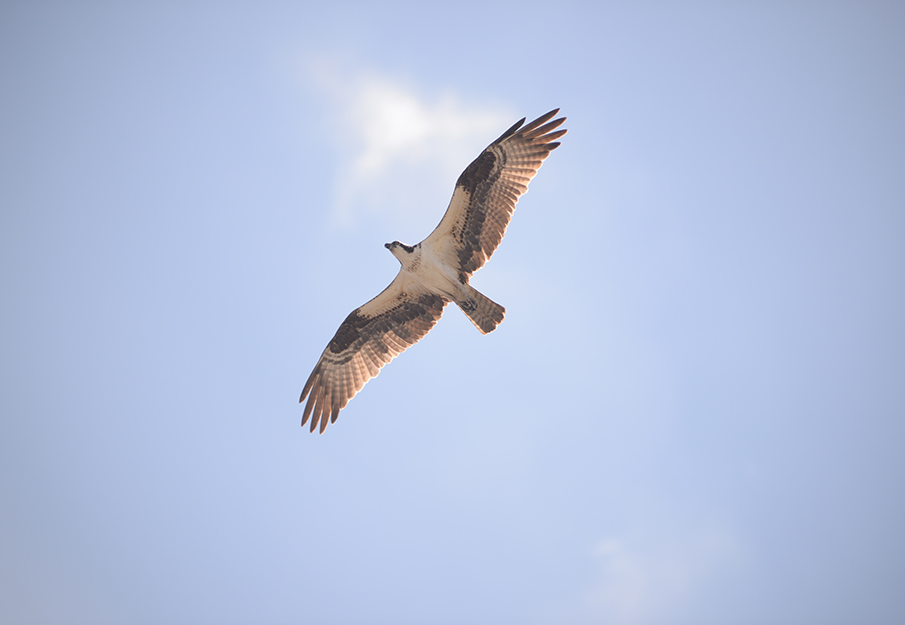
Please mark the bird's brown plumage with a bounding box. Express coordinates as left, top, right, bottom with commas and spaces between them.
422, 108, 566, 280
300, 274, 446, 433
300, 109, 566, 432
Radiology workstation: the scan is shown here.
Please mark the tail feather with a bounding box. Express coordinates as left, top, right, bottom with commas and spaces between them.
459, 285, 505, 334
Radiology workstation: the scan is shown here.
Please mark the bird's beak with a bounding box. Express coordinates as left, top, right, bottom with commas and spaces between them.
384, 242, 392, 249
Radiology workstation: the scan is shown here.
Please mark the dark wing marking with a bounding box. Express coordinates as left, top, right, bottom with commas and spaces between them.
422, 109, 567, 280
299, 273, 447, 433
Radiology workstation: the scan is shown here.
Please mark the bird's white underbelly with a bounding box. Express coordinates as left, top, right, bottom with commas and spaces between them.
404, 246, 466, 303
408, 264, 465, 302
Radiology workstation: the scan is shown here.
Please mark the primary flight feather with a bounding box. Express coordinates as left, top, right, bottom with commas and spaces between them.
300, 108, 567, 433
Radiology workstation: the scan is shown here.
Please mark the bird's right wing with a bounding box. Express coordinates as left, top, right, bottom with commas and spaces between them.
299, 273, 448, 433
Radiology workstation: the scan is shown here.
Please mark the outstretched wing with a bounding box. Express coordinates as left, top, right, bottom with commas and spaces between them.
421, 109, 567, 280
299, 273, 448, 433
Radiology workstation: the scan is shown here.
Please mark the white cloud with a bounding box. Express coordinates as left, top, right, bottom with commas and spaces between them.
583, 526, 743, 625
302, 57, 515, 230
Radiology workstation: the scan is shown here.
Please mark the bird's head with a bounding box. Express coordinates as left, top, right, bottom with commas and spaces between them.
385, 241, 415, 253
385, 241, 417, 265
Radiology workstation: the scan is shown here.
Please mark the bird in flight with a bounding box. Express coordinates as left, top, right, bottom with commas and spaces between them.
300, 109, 567, 433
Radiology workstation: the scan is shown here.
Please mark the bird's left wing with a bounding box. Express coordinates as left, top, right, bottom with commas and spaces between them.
421, 109, 566, 279
299, 273, 448, 433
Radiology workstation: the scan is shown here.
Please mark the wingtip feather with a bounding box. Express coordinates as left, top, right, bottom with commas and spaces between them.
519, 109, 559, 135
494, 116, 527, 144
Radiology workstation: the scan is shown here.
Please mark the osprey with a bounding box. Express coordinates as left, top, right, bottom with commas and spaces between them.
300, 109, 566, 433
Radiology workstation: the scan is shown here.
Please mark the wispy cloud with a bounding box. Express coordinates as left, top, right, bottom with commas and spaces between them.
583, 526, 743, 624
302, 57, 514, 229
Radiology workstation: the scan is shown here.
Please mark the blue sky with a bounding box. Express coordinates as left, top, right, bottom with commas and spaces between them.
2, 2, 904, 624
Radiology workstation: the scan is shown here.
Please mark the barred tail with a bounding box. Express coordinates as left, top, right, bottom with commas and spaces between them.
459, 285, 505, 334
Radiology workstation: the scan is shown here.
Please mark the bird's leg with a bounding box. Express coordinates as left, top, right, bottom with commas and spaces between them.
459, 297, 477, 312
